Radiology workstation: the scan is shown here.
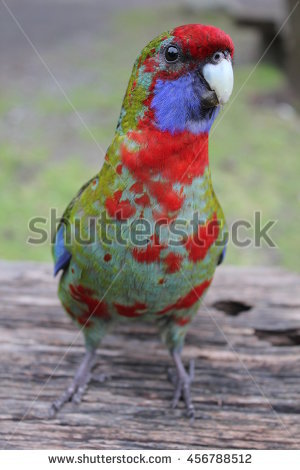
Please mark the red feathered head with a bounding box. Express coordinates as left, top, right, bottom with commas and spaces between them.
119, 24, 235, 134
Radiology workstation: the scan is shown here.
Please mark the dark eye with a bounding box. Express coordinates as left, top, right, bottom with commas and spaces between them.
211, 51, 224, 64
165, 45, 179, 63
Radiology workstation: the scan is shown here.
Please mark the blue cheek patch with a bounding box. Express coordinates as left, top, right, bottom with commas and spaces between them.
151, 75, 192, 133
151, 73, 219, 135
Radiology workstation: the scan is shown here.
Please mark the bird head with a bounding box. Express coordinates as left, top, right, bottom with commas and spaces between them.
118, 24, 234, 135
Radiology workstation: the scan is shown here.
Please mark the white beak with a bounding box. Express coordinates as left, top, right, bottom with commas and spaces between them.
202, 58, 234, 105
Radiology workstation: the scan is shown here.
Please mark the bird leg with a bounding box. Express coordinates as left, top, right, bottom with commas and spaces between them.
168, 350, 195, 419
49, 349, 108, 417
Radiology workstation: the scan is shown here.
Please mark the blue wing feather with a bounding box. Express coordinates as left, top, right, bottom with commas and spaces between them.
52, 177, 96, 276
53, 225, 71, 276
217, 244, 227, 266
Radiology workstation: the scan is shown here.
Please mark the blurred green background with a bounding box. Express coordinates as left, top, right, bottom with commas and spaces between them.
0, 0, 299, 270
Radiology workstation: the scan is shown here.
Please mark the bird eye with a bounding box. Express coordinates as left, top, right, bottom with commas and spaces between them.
211, 51, 224, 64
165, 45, 179, 63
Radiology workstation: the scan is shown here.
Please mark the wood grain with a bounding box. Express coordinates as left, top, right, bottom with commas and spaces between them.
0, 261, 299, 449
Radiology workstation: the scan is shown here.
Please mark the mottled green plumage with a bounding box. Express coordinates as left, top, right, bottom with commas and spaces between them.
51, 23, 234, 417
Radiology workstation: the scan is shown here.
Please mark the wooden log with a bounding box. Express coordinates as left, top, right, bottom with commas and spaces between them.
0, 261, 299, 449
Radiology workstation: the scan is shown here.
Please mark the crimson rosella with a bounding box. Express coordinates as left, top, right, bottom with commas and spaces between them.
51, 24, 234, 418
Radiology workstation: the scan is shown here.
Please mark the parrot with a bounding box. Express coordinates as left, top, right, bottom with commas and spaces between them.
51, 23, 234, 418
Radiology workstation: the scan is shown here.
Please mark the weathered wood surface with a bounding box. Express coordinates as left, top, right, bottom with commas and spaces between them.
0, 261, 300, 450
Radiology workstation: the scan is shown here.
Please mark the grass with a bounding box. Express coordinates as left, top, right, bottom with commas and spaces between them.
0, 6, 299, 271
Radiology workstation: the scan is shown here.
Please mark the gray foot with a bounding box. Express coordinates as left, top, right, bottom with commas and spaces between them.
49, 350, 108, 417
168, 352, 195, 419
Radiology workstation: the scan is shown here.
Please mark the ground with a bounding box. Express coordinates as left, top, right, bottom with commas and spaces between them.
1, 261, 300, 449
0, 0, 299, 270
